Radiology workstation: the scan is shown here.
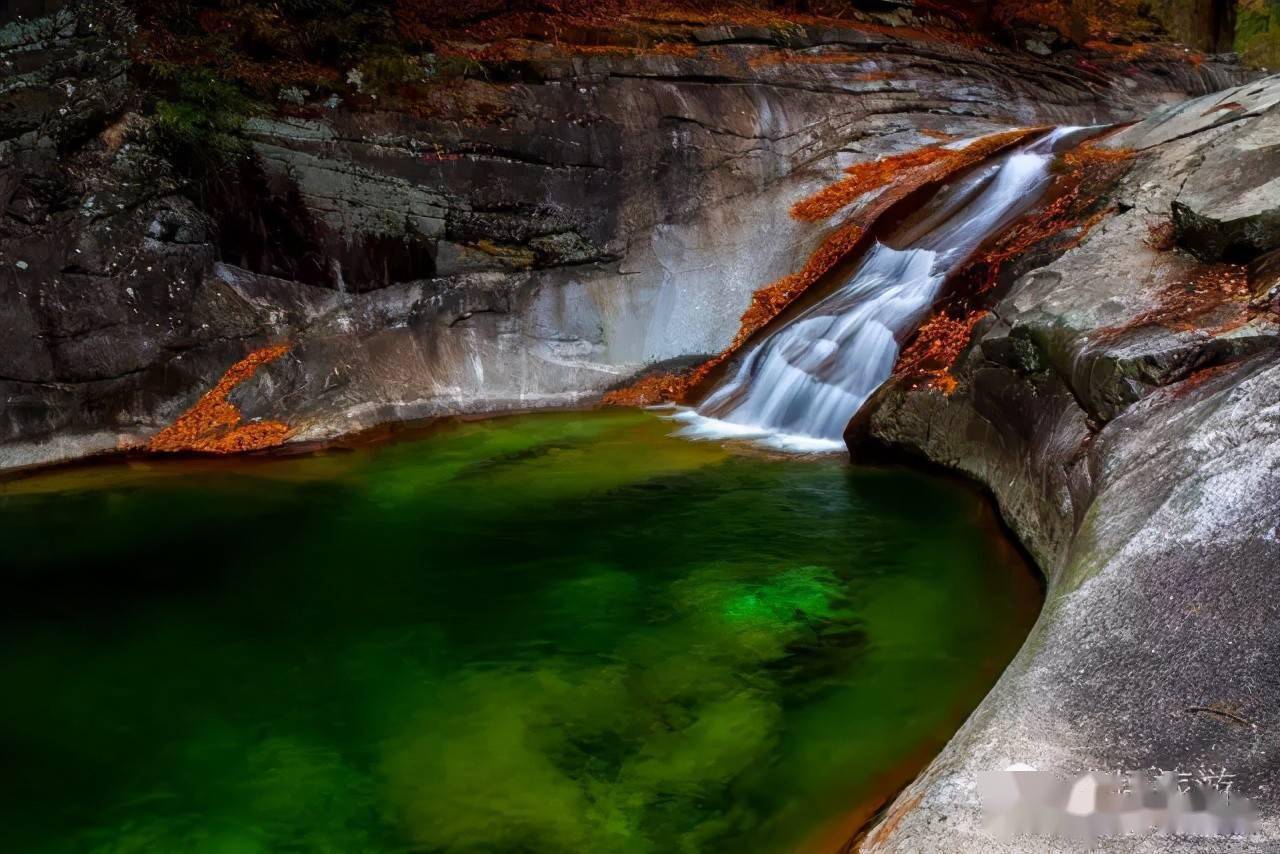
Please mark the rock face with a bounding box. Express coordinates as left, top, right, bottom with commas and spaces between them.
0, 0, 1253, 469
4, 2, 1280, 851
1171, 104, 1280, 260
0, 2, 218, 464
858, 74, 1280, 852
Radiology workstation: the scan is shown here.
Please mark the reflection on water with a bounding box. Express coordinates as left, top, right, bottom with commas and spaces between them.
0, 410, 1039, 853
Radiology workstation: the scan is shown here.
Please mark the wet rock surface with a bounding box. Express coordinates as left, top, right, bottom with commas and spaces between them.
0, 0, 1254, 469
3, 2, 1279, 851
859, 75, 1280, 852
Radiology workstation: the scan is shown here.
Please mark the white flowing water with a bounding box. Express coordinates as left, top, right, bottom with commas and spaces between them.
671, 127, 1089, 452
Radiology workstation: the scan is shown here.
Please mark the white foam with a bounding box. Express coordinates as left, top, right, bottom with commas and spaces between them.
685, 131, 1066, 454
665, 408, 846, 454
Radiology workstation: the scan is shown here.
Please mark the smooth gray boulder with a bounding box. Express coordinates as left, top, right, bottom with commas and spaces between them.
1171, 109, 1280, 261
859, 74, 1280, 854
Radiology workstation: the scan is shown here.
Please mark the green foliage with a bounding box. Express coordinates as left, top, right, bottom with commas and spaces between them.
357, 46, 426, 94
133, 0, 400, 80
1236, 0, 1280, 67
147, 66, 261, 170
426, 53, 488, 80
283, 3, 398, 68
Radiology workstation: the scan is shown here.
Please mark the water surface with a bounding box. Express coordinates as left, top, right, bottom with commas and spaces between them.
0, 410, 1039, 853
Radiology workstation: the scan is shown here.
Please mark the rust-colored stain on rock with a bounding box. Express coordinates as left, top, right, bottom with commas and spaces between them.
148, 345, 293, 455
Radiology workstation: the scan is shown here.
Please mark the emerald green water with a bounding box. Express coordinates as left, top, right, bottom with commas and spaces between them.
0, 410, 1039, 853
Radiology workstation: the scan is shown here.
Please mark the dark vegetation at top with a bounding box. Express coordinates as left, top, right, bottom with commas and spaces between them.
129, 0, 1223, 102
122, 1, 1252, 201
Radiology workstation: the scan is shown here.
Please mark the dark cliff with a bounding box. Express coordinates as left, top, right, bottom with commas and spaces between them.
0, 0, 1253, 468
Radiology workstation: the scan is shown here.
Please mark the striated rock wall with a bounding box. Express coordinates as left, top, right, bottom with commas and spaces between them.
858, 75, 1280, 853
3, 3, 1278, 851
0, 0, 1252, 470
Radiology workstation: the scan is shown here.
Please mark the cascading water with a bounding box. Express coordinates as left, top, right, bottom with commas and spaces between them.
671, 127, 1094, 452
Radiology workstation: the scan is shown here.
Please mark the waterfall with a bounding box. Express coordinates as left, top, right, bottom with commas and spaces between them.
671, 127, 1093, 452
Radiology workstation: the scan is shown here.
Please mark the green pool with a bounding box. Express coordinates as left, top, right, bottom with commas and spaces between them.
0, 410, 1039, 853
